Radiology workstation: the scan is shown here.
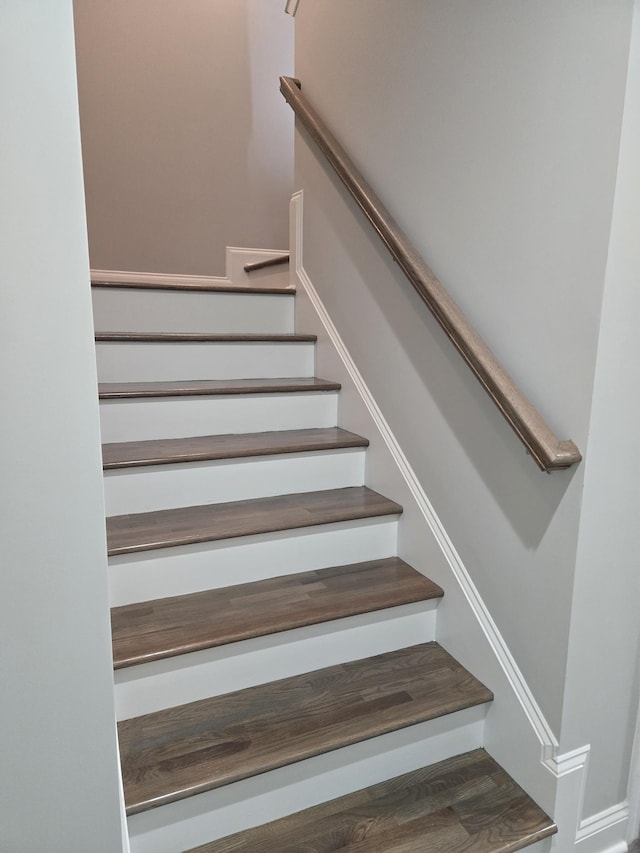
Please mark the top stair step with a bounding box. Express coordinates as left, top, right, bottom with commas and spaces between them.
95, 332, 316, 342
185, 748, 556, 853
91, 279, 294, 295
118, 642, 493, 816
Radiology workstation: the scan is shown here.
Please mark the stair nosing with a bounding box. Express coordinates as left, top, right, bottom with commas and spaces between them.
119, 642, 493, 816
98, 377, 341, 400
91, 280, 294, 295
102, 428, 369, 470
106, 486, 402, 556
113, 596, 431, 669
111, 557, 444, 669
182, 748, 556, 853
95, 332, 317, 343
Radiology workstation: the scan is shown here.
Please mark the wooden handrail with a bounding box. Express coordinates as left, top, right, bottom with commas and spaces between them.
280, 76, 581, 472
244, 253, 290, 273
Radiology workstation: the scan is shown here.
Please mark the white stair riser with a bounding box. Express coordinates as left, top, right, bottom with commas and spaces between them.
99, 392, 339, 442
104, 449, 365, 515
108, 517, 398, 606
115, 601, 438, 719
126, 705, 487, 853
95, 341, 315, 382
92, 288, 294, 334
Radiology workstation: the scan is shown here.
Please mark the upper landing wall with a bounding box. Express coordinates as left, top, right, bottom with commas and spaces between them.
74, 0, 294, 276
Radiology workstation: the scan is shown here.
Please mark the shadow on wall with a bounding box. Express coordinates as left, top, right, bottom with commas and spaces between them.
73, 0, 293, 276
300, 131, 578, 552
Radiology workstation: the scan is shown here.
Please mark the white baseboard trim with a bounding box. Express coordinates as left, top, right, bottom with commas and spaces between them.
290, 188, 627, 851
571, 845, 629, 853
117, 723, 132, 853
547, 745, 591, 779
90, 269, 229, 287
587, 845, 628, 853
577, 802, 630, 843
548, 744, 629, 850
91, 246, 289, 290
626, 680, 640, 843
568, 747, 630, 848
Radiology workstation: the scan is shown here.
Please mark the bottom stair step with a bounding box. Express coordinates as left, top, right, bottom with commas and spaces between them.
184, 749, 556, 853
119, 643, 492, 816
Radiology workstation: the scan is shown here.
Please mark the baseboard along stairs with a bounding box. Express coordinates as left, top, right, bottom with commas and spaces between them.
92, 260, 557, 853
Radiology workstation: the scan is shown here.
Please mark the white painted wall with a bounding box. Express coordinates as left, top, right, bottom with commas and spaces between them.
560, 0, 640, 820
293, 0, 634, 819
0, 2, 125, 850
73, 0, 293, 276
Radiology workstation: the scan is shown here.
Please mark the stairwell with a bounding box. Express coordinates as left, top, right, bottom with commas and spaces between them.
92, 264, 556, 852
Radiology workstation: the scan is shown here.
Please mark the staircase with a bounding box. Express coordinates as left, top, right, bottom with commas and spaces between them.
92, 269, 556, 853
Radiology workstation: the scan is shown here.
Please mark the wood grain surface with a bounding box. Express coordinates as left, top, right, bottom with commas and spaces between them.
98, 377, 341, 399
119, 643, 493, 815
95, 332, 316, 342
184, 749, 556, 853
91, 280, 294, 295
111, 557, 443, 669
106, 486, 402, 556
102, 427, 368, 469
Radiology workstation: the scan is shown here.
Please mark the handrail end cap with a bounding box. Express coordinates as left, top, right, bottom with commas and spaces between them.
542, 440, 582, 472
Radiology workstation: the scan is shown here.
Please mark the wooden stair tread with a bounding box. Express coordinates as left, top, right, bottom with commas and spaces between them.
111, 558, 444, 669
95, 331, 316, 342
184, 749, 555, 853
91, 279, 294, 295
102, 427, 369, 469
118, 643, 493, 815
98, 377, 340, 399
106, 486, 402, 556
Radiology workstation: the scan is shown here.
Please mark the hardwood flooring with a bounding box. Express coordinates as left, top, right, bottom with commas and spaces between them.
95, 332, 316, 342
184, 749, 556, 853
97, 279, 555, 853
91, 280, 294, 295
106, 486, 402, 556
111, 557, 443, 669
118, 643, 493, 815
102, 427, 368, 469
98, 377, 341, 399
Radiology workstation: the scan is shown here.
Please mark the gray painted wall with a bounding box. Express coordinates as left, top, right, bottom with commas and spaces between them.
561, 1, 640, 816
0, 2, 124, 850
74, 0, 293, 276
294, 0, 635, 819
